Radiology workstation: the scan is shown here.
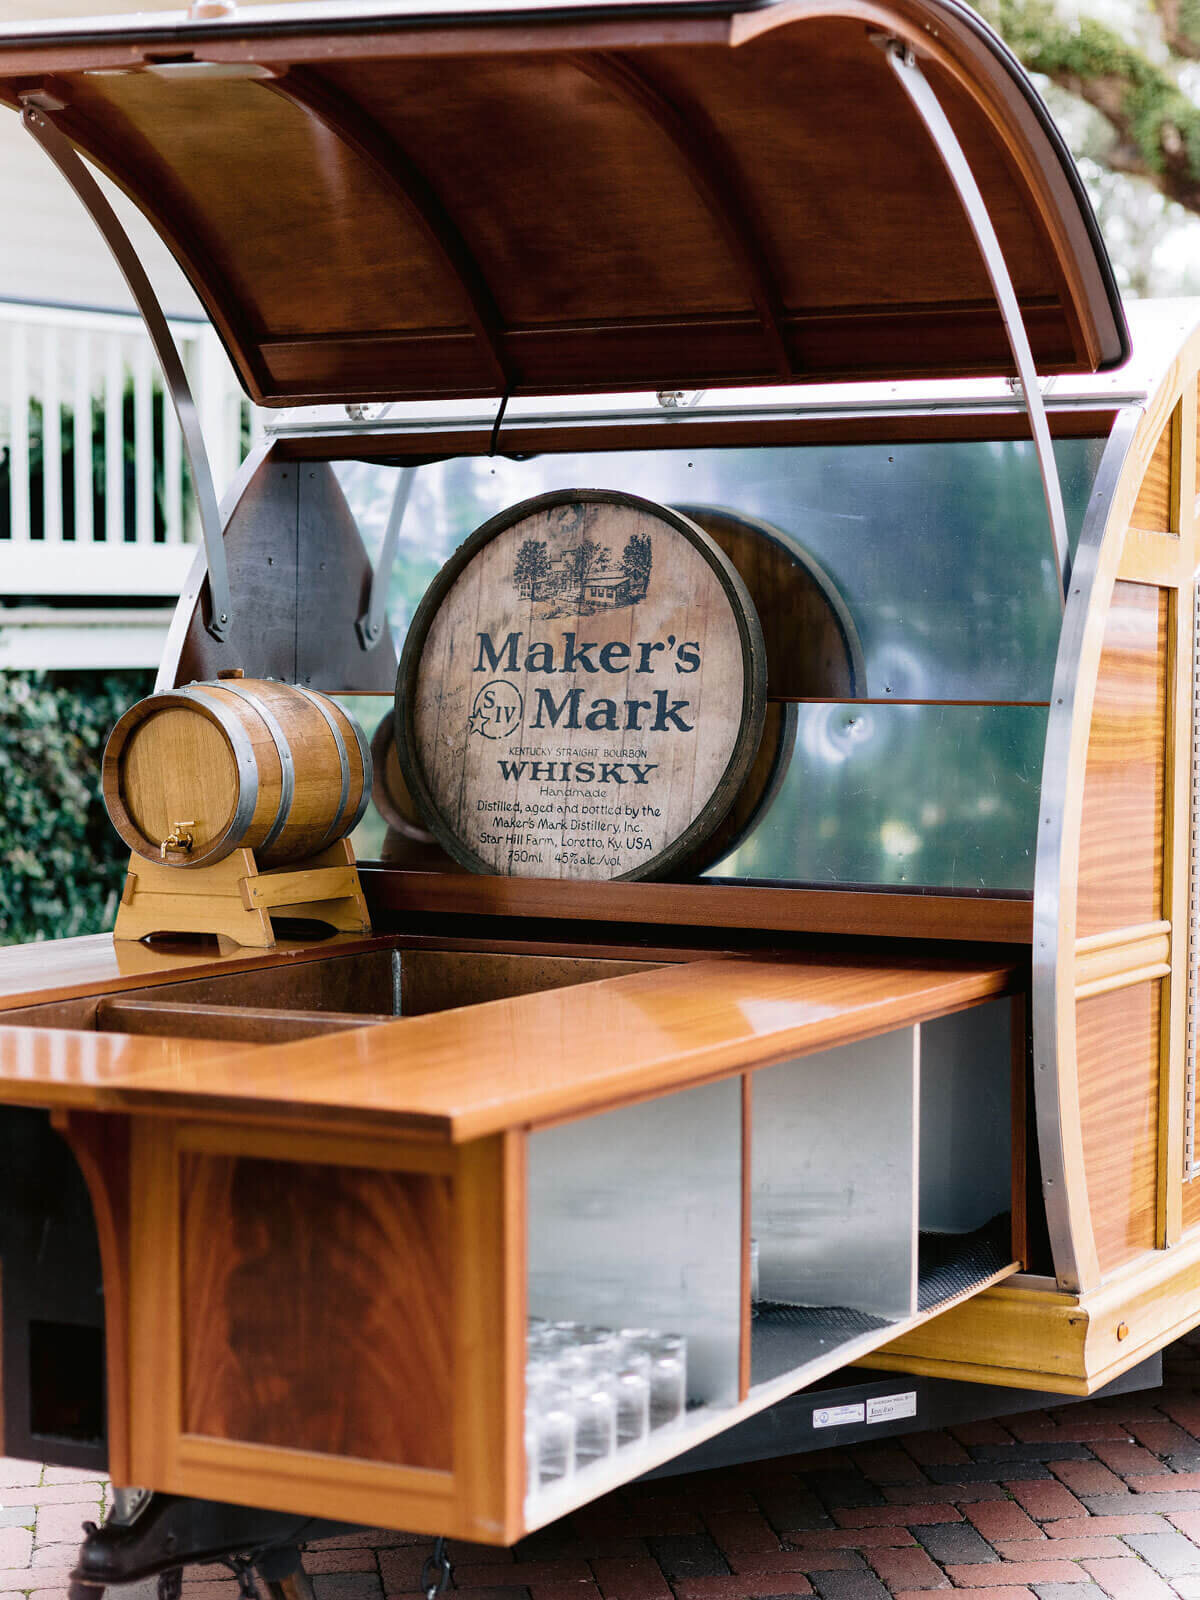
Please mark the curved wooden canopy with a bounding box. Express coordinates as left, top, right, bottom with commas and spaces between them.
0, 0, 1128, 404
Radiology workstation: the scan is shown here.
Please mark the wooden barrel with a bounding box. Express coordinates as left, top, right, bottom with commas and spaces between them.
671, 700, 798, 876
371, 712, 436, 843
674, 504, 864, 698
667, 505, 860, 875
396, 489, 766, 881
371, 712, 463, 871
103, 677, 372, 868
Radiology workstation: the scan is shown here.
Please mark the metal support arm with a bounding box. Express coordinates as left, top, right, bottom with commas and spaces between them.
22, 104, 233, 640
357, 465, 413, 650
883, 43, 1072, 605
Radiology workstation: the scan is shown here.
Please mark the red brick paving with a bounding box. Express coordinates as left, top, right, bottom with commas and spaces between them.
1082, 1559, 1179, 1600
945, 1564, 1091, 1585
1004, 1483, 1090, 1522
962, 1504, 1043, 1543
20, 1340, 1200, 1598
866, 1548, 949, 1589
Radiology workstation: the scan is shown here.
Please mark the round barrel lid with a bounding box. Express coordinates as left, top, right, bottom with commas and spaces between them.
396, 489, 766, 880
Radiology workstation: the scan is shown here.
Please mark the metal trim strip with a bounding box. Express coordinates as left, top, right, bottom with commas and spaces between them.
885, 42, 1071, 601
1031, 405, 1142, 1292
170, 684, 261, 854
207, 680, 296, 853
21, 106, 234, 642
291, 684, 351, 852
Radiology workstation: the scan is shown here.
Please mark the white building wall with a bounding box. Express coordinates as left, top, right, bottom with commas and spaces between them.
0, 0, 284, 669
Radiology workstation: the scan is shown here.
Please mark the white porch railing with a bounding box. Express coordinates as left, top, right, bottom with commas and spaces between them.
0, 299, 262, 600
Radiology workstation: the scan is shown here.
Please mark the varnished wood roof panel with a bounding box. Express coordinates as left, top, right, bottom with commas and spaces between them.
0, 0, 1126, 402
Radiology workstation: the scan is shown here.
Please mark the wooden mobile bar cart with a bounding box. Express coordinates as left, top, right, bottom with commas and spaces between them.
0, 0, 1195, 1587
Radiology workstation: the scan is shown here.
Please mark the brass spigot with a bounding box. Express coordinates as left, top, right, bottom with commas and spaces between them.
161, 821, 196, 860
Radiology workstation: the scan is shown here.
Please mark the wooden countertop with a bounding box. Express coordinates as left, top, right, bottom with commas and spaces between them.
0, 953, 1018, 1140
0, 930, 393, 1011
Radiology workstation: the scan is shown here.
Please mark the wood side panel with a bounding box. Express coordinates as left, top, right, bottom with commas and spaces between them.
128, 1117, 180, 1489
453, 1133, 525, 1543
1076, 982, 1162, 1275
1075, 583, 1168, 938
180, 1152, 453, 1467
1010, 993, 1029, 1270
51, 1112, 132, 1483
1160, 579, 1192, 1247
1130, 412, 1177, 535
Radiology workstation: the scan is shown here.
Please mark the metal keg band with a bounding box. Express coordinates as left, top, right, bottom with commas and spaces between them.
291, 684, 351, 852
206, 680, 295, 853
169, 685, 261, 858
343, 701, 374, 834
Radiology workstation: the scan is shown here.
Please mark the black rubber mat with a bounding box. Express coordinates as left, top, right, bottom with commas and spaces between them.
749, 1214, 1013, 1387
917, 1213, 1013, 1311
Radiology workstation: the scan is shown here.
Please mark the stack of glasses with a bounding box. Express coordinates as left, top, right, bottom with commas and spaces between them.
525, 1319, 688, 1495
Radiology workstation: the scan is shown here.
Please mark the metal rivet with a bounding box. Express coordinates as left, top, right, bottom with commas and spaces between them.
1117, 1322, 1130, 1341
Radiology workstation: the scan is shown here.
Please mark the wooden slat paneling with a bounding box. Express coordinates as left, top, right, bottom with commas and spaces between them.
1130, 416, 1176, 534
1077, 981, 1162, 1275
181, 1153, 453, 1465
1076, 583, 1168, 938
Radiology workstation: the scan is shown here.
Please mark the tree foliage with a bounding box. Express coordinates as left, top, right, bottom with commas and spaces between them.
0, 671, 150, 945
982, 0, 1200, 218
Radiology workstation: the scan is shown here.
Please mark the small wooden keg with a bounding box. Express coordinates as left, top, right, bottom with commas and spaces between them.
103, 676, 371, 869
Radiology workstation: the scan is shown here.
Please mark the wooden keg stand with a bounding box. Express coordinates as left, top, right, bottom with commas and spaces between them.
106, 671, 372, 949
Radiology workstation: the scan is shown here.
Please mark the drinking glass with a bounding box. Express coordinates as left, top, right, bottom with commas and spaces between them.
613, 1361, 651, 1447
619, 1329, 687, 1430
526, 1370, 576, 1488
566, 1374, 617, 1465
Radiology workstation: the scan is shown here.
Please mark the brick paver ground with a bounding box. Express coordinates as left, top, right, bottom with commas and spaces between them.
13, 1339, 1200, 1600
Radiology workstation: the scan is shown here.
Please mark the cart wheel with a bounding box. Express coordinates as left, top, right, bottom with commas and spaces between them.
255, 1546, 316, 1600
157, 1567, 183, 1600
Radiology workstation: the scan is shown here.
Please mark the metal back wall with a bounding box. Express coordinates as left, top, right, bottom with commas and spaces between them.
0, 0, 1125, 404
157, 445, 397, 692
1033, 313, 1200, 1297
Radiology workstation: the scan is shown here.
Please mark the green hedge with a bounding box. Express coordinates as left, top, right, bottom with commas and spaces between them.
0, 670, 152, 945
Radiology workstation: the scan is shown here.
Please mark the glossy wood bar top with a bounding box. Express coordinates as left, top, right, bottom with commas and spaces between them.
0, 930, 393, 1010
0, 953, 1018, 1140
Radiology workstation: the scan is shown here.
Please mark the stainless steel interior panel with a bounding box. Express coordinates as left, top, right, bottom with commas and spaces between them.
707, 703, 1047, 892
333, 436, 1104, 703
919, 999, 1013, 1232
752, 1027, 919, 1321
527, 1079, 742, 1408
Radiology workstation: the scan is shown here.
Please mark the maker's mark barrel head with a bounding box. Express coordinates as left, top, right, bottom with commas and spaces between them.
396, 489, 766, 880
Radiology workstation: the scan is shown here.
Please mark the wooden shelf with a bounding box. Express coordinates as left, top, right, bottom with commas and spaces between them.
361, 868, 1034, 945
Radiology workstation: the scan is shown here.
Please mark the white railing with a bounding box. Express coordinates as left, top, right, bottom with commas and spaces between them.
0, 299, 262, 599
